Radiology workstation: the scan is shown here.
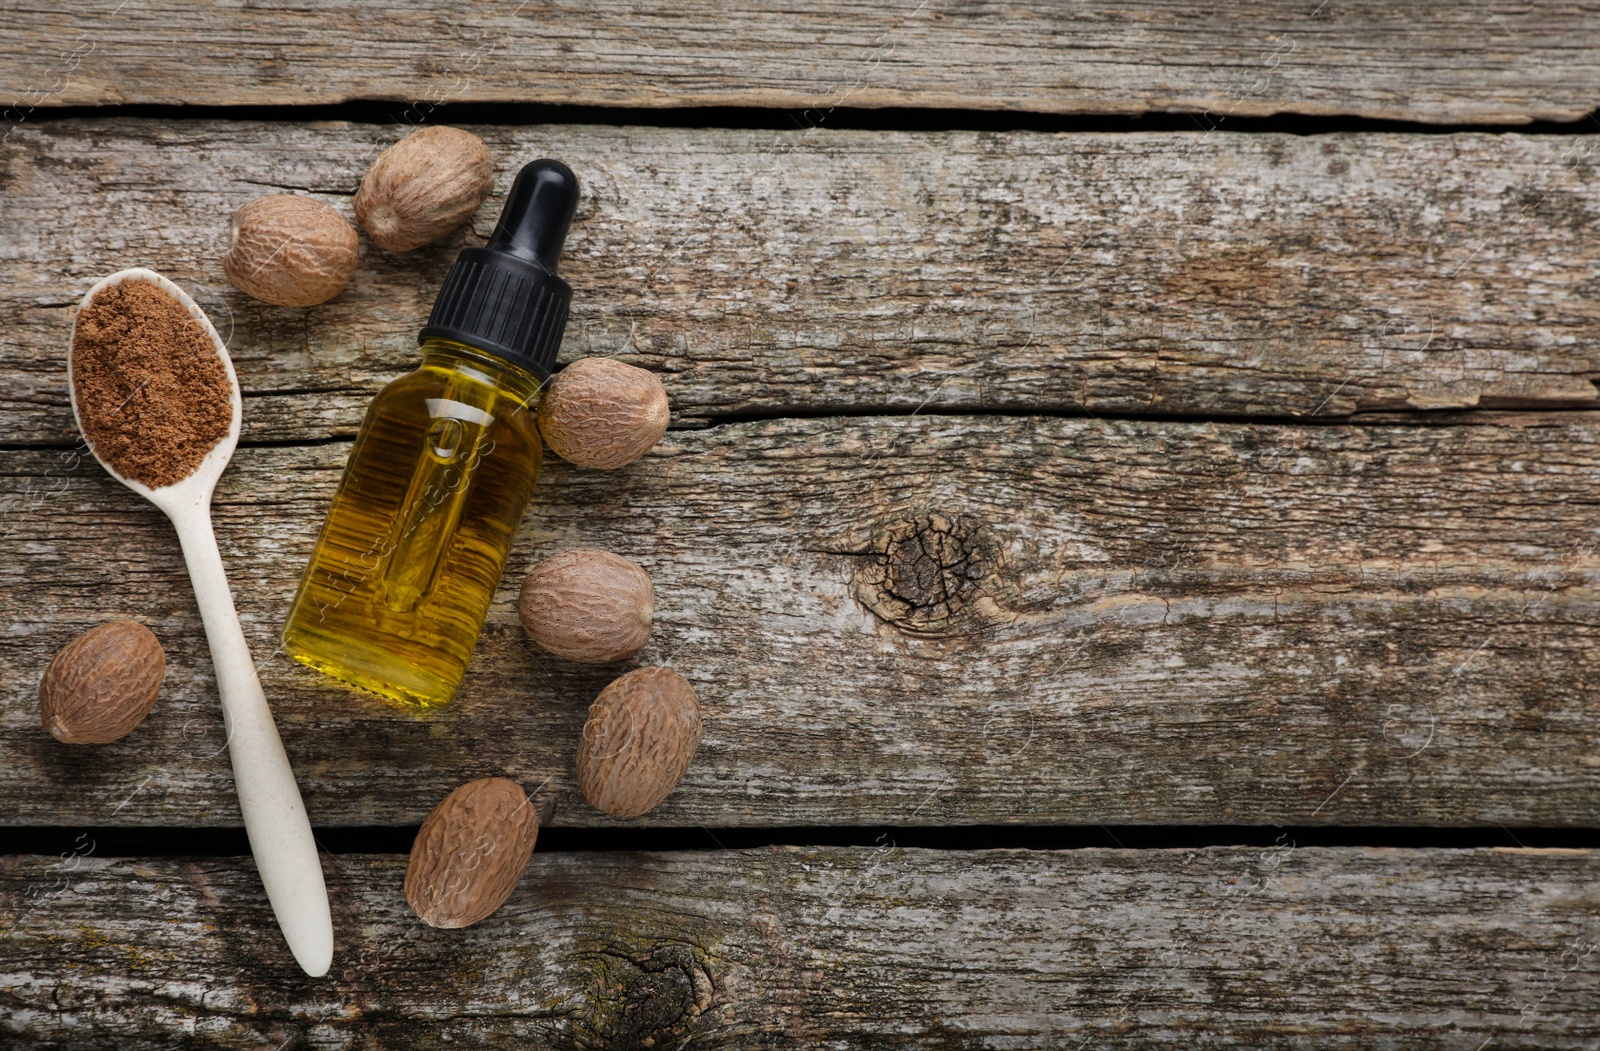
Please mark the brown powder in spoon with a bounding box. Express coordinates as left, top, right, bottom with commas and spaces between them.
71, 280, 234, 489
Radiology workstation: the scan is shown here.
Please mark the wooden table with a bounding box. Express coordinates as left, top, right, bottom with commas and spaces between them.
4, 3, 1600, 1047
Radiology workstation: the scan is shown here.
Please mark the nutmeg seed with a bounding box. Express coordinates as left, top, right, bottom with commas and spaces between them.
404, 777, 539, 929
519, 548, 654, 664
576, 667, 702, 819
223, 194, 359, 307
536, 358, 670, 470
40, 621, 166, 745
355, 126, 495, 252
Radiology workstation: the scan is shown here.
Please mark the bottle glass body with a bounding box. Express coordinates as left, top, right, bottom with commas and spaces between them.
282, 339, 543, 708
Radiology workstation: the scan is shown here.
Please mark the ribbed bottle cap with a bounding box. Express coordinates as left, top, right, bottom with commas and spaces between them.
419, 159, 579, 380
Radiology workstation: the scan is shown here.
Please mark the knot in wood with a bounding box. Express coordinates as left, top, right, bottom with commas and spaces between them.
568, 939, 714, 1050
854, 513, 1002, 636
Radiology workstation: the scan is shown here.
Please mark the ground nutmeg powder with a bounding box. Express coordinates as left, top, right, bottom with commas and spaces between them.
71, 280, 234, 489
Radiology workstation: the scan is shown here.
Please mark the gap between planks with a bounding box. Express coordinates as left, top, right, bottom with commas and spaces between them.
5, 823, 1600, 858
20, 101, 1600, 137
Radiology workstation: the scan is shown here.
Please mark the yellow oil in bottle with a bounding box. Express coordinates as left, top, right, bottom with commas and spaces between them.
281, 340, 543, 708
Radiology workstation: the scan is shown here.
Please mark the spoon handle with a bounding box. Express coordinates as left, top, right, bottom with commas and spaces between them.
170, 504, 334, 978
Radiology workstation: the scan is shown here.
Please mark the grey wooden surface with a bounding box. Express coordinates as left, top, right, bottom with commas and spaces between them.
4, 6, 1600, 1047
6, 1, 1600, 122
4, 122, 1600, 445
3, 846, 1597, 1049
3, 414, 1599, 827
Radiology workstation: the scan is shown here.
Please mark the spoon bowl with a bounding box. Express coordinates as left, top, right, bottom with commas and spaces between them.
68, 267, 333, 978
69, 268, 241, 514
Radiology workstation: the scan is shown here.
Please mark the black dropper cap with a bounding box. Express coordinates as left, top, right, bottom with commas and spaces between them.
419, 159, 579, 381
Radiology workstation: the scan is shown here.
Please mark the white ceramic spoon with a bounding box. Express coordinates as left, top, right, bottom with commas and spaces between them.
68, 267, 333, 978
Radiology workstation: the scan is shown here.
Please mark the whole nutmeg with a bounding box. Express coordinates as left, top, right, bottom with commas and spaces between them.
536, 358, 670, 470
404, 777, 539, 929
519, 548, 654, 663
355, 126, 494, 252
224, 194, 359, 307
576, 667, 702, 818
40, 621, 166, 744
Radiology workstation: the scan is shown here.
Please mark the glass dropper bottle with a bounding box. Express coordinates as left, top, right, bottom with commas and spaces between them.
282, 159, 580, 708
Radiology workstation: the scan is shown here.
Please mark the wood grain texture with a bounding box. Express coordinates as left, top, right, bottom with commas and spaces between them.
5, 120, 1600, 443
4, 413, 1600, 828
5, 1, 1600, 122
1, 846, 1596, 1048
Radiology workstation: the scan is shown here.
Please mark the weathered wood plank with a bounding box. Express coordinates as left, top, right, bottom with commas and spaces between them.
1, 846, 1595, 1048
6, 2, 1600, 123
5, 120, 1600, 443
4, 414, 1600, 827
